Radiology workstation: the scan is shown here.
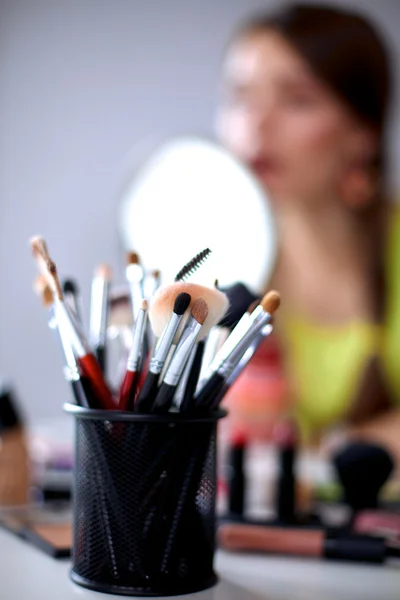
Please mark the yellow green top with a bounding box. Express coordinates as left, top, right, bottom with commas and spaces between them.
284, 207, 400, 439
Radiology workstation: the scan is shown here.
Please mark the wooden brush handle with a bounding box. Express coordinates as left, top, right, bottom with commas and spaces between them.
218, 524, 324, 557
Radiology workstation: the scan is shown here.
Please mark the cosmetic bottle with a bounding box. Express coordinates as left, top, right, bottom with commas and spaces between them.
0, 383, 29, 506
227, 432, 247, 517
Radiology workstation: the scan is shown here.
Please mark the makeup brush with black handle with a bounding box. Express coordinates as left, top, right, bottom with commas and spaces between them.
135, 292, 191, 412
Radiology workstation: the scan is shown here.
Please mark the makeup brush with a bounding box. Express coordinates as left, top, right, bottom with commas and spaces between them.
62, 278, 83, 326
218, 282, 260, 329
34, 276, 93, 408
118, 299, 149, 411
178, 340, 206, 413
126, 251, 145, 323
56, 301, 115, 410
152, 298, 209, 413
30, 236, 114, 410
144, 269, 161, 300
174, 248, 211, 282
173, 338, 206, 411
148, 281, 229, 344
198, 326, 230, 386
194, 291, 280, 410
89, 264, 112, 374
172, 342, 198, 409
197, 300, 258, 392
212, 323, 273, 408
143, 269, 161, 349
333, 442, 394, 514
135, 292, 191, 413
33, 275, 54, 318
218, 523, 400, 565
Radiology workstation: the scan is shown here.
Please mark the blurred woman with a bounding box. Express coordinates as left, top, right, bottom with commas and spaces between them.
217, 4, 400, 459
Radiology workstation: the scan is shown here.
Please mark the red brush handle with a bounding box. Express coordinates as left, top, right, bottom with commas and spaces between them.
118, 370, 138, 411
78, 354, 115, 410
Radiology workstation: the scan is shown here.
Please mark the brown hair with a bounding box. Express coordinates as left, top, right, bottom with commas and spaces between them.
236, 4, 393, 423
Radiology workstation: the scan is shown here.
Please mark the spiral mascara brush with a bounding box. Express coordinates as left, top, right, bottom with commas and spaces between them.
118, 299, 149, 411
152, 298, 208, 413
135, 292, 191, 413
89, 264, 112, 373
174, 248, 211, 282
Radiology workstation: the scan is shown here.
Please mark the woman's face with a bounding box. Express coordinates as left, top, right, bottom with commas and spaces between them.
217, 30, 372, 205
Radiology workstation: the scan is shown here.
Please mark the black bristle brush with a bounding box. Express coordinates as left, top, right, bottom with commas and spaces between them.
135, 292, 191, 412
152, 298, 209, 413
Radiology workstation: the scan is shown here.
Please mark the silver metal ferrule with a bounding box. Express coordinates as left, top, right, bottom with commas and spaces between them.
149, 312, 181, 374
163, 317, 202, 387
173, 343, 197, 407
126, 308, 148, 372
216, 312, 272, 380
226, 323, 273, 386
89, 277, 109, 347
210, 304, 264, 370
48, 305, 77, 371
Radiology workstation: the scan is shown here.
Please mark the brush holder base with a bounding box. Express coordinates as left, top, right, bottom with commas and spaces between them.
65, 403, 225, 597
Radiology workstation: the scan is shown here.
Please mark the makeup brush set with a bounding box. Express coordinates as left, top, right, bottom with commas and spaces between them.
29, 236, 280, 596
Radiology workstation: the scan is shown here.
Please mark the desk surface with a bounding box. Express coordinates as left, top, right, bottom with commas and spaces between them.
1, 528, 399, 600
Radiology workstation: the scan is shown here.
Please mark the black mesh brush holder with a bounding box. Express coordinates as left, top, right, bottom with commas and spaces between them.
64, 403, 226, 596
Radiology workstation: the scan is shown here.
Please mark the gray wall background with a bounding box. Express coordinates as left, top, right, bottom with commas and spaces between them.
0, 0, 399, 426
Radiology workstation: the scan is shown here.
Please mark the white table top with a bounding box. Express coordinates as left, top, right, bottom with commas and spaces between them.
1, 528, 399, 600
